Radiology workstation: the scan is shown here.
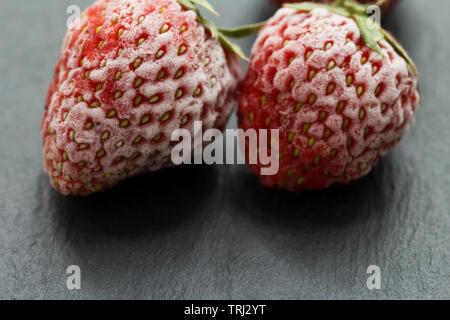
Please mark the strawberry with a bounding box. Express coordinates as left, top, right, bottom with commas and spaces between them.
42, 0, 244, 195
238, 1, 420, 191
272, 0, 400, 13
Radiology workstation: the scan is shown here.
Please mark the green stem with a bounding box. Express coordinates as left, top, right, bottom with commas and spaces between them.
218, 22, 266, 38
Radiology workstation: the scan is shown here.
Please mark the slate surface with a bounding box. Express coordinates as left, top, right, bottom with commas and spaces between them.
0, 0, 449, 300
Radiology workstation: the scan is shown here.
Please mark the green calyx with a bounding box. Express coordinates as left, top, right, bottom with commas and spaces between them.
284, 0, 418, 76
177, 0, 264, 61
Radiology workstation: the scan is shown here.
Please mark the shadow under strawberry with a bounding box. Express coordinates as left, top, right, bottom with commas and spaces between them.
223, 143, 424, 299
33, 165, 222, 298
40, 164, 219, 240
230, 151, 410, 229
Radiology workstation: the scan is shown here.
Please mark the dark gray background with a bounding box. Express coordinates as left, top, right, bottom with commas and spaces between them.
0, 0, 449, 300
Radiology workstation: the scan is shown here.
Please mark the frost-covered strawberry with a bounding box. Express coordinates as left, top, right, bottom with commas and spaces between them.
238, 1, 420, 191
43, 0, 243, 195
